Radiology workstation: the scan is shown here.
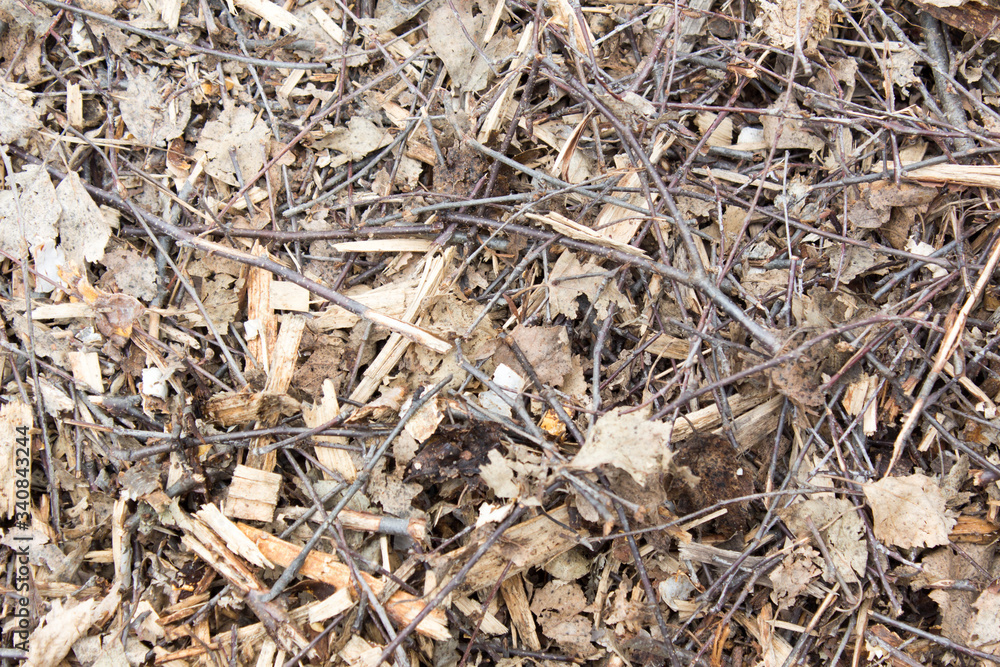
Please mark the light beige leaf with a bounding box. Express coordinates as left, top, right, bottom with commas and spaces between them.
0, 165, 60, 257
315, 116, 393, 168
756, 0, 832, 51
480, 449, 519, 499
970, 588, 1000, 653
570, 407, 672, 486
120, 69, 192, 147
55, 172, 111, 265
777, 497, 866, 583
0, 79, 40, 142
762, 99, 825, 152
427, 0, 490, 91
769, 542, 821, 610
863, 473, 957, 549
196, 104, 270, 186
492, 325, 572, 387
547, 251, 633, 320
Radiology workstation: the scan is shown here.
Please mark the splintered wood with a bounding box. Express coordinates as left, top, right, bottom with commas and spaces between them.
429, 506, 587, 596
238, 524, 450, 640
0, 401, 32, 521
224, 465, 282, 522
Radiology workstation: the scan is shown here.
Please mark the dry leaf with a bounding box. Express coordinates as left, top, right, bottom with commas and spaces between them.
427, 0, 490, 92
315, 116, 393, 167
119, 69, 192, 146
756, 0, 832, 52
196, 104, 270, 186
846, 181, 936, 230
0, 79, 40, 142
493, 325, 572, 387
570, 407, 672, 486
0, 165, 60, 258
547, 251, 633, 320
970, 587, 1000, 654
479, 449, 519, 499
99, 246, 158, 301
863, 473, 957, 549
54, 172, 112, 266
762, 99, 824, 151
769, 542, 821, 610
778, 498, 866, 583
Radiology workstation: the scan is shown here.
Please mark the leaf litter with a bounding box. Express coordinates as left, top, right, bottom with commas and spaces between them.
1, 0, 1000, 663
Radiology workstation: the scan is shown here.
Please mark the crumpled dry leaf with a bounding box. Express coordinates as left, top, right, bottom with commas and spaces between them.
196, 104, 270, 186
547, 250, 633, 320
846, 181, 936, 230
530, 579, 598, 659
912, 544, 998, 650
98, 246, 158, 301
837, 246, 884, 283
570, 406, 672, 486
54, 172, 112, 265
863, 473, 957, 549
26, 584, 121, 667
778, 498, 866, 583
769, 541, 821, 610
120, 69, 192, 146
756, 0, 832, 52
493, 325, 572, 388
427, 0, 490, 92
761, 99, 825, 152
479, 449, 519, 499
0, 165, 60, 257
969, 587, 1000, 655
315, 116, 393, 167
0, 79, 41, 142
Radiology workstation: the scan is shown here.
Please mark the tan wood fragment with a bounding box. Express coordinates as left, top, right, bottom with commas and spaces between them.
500, 574, 540, 650
195, 503, 274, 569
279, 504, 428, 543
478, 23, 534, 142
204, 392, 301, 427
66, 82, 83, 128
0, 400, 32, 521
668, 392, 770, 443
308, 588, 355, 623
238, 523, 450, 640
341, 636, 390, 667
304, 378, 357, 482
310, 5, 344, 44
718, 394, 784, 453
245, 242, 277, 376
26, 300, 93, 320
254, 639, 278, 667
905, 163, 1000, 188
164, 503, 313, 657
277, 69, 306, 109
270, 281, 311, 312
349, 249, 452, 405
310, 278, 419, 331
154, 602, 317, 663
430, 505, 586, 596
233, 0, 303, 31
524, 211, 648, 258
332, 239, 434, 253
245, 315, 305, 471
646, 334, 699, 360
224, 465, 282, 522
453, 596, 507, 635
